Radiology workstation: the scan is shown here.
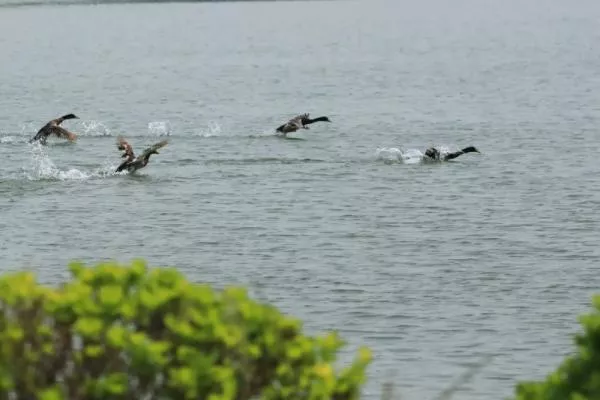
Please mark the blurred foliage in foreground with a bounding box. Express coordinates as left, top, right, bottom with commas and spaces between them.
0, 260, 371, 399
514, 294, 600, 400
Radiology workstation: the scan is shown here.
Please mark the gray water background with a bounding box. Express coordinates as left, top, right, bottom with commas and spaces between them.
1, 0, 600, 398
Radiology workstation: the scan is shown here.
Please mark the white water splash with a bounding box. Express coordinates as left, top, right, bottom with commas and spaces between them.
376, 145, 457, 164
148, 121, 172, 137
23, 142, 117, 181
18, 122, 38, 140
81, 120, 112, 137
0, 135, 23, 144
376, 147, 424, 164
194, 120, 221, 137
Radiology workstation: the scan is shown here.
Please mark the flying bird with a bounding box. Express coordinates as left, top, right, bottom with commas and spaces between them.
115, 137, 168, 173
29, 113, 79, 144
275, 113, 331, 135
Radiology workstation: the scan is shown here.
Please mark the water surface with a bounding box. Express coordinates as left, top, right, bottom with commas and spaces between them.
2, 0, 600, 398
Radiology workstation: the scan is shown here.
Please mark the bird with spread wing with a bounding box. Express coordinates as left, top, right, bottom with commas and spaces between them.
29, 113, 79, 145
275, 113, 331, 135
115, 136, 168, 173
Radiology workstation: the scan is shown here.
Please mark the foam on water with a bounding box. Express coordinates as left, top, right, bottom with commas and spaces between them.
66, 119, 170, 138
376, 145, 459, 164
22, 142, 117, 181
0, 135, 23, 144
2, 3, 598, 399
148, 121, 172, 137
376, 147, 424, 164
81, 120, 113, 137
194, 120, 221, 137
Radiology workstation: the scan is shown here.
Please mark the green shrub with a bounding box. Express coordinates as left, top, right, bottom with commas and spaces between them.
0, 260, 371, 399
515, 295, 600, 400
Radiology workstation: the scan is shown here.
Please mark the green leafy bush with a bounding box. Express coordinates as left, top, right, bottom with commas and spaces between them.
0, 260, 371, 399
515, 295, 600, 400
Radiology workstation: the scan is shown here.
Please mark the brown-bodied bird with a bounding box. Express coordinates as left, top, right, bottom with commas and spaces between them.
29, 113, 79, 144
115, 137, 168, 173
275, 113, 331, 135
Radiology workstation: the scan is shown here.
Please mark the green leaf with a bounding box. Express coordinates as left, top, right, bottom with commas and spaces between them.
247, 344, 261, 359
188, 285, 215, 305
148, 340, 171, 366
0, 368, 14, 390
176, 345, 198, 363
41, 343, 55, 356
5, 325, 24, 342
106, 325, 127, 348
98, 285, 124, 308
102, 373, 128, 395
37, 324, 54, 338
0, 259, 373, 400
74, 317, 104, 338
154, 268, 183, 288
84, 344, 104, 358
68, 261, 86, 279
130, 259, 147, 278
169, 367, 195, 389
139, 289, 158, 310
286, 344, 303, 360
37, 386, 64, 400
119, 302, 136, 319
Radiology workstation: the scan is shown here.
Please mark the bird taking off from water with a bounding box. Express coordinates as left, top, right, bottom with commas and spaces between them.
29, 114, 79, 145
275, 113, 331, 135
423, 146, 480, 162
115, 136, 168, 173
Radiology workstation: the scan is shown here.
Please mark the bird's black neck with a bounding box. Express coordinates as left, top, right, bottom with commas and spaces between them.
143, 153, 156, 163
305, 116, 328, 124
461, 146, 478, 154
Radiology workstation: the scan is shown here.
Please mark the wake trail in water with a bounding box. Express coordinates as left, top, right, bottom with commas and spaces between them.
1, 119, 293, 141
202, 157, 332, 166
0, 119, 176, 142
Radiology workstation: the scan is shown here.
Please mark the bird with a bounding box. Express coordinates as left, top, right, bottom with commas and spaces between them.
29, 113, 79, 145
115, 137, 168, 173
275, 113, 331, 135
423, 146, 480, 162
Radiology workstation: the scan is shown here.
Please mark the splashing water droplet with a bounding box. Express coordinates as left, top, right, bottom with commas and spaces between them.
148, 121, 171, 137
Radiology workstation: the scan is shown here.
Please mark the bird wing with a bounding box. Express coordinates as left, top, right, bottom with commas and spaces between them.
287, 115, 307, 129
289, 113, 308, 124
50, 125, 77, 141
139, 139, 169, 159
31, 124, 51, 142
116, 137, 135, 159
276, 114, 308, 133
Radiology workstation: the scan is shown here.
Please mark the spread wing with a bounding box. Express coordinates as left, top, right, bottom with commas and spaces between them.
50, 125, 77, 141
116, 137, 135, 159
276, 114, 309, 133
289, 113, 308, 124
139, 139, 168, 159
31, 124, 51, 142
285, 114, 308, 129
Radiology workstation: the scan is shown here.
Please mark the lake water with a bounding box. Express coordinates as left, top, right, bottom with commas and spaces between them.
1, 0, 600, 398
